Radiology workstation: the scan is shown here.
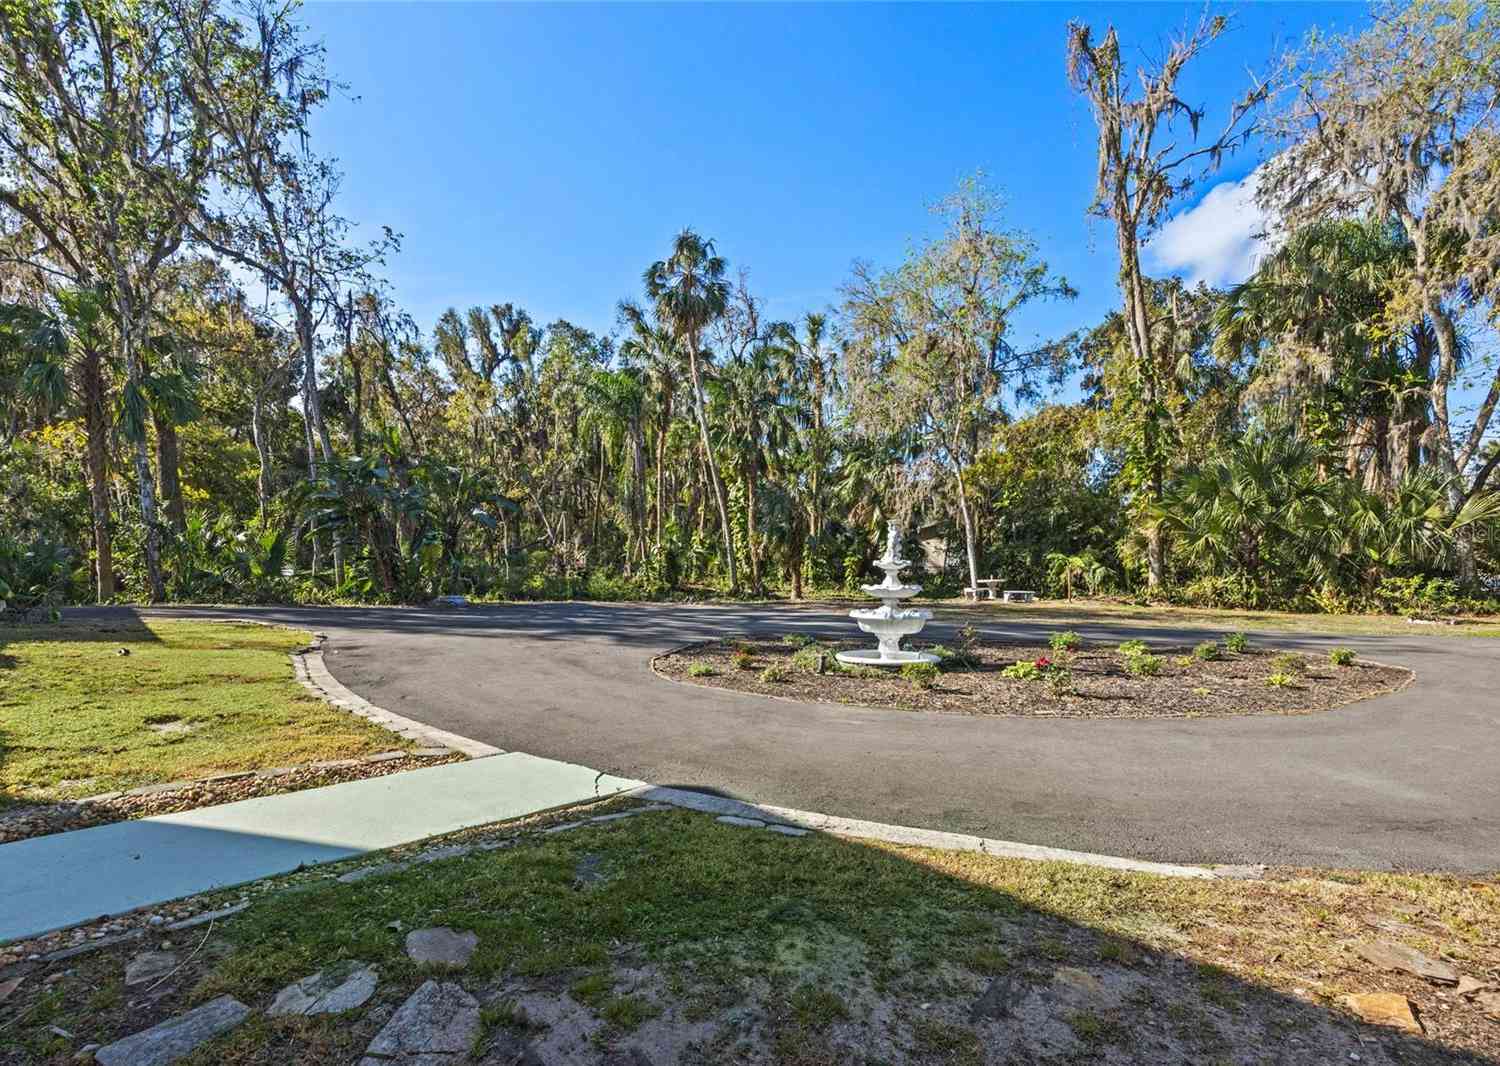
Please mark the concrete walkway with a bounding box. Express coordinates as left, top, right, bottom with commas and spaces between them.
0, 753, 640, 943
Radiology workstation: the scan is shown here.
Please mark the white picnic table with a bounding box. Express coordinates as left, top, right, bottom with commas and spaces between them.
963, 580, 1036, 603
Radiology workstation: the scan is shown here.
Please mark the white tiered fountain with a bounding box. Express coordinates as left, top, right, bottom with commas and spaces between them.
836, 523, 939, 667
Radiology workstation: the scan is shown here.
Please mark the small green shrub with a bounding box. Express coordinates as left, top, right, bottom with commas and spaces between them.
1224, 632, 1250, 654
1000, 660, 1043, 681
838, 663, 884, 679
1124, 652, 1162, 677
1270, 652, 1306, 674
1193, 640, 1221, 662
1328, 647, 1356, 667
686, 662, 716, 678
759, 664, 790, 683
929, 644, 977, 670
1174, 655, 1194, 667
1117, 639, 1148, 657
790, 646, 825, 673
1266, 671, 1296, 687
781, 633, 814, 648
732, 649, 754, 671
1049, 631, 1082, 652
1046, 668, 1074, 697
901, 661, 940, 689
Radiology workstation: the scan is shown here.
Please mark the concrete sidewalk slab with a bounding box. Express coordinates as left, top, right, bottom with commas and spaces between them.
0, 753, 641, 943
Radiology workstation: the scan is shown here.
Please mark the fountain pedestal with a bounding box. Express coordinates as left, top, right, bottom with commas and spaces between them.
836, 524, 938, 667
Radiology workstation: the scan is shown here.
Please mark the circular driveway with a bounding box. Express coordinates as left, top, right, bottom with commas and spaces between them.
118, 602, 1500, 871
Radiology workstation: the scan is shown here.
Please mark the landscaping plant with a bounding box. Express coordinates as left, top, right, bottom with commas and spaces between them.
1270, 652, 1307, 675
790, 646, 826, 673
1124, 652, 1163, 677
900, 661, 939, 689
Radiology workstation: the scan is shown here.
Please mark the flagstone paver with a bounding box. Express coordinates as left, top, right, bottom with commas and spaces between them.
93, 995, 250, 1066
268, 961, 379, 1016
405, 928, 478, 969
359, 980, 480, 1065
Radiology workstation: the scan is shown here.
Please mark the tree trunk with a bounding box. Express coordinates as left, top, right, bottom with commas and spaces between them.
251, 379, 274, 523
687, 343, 737, 590
155, 412, 186, 532
631, 423, 646, 564
121, 320, 165, 602
745, 462, 761, 594
80, 345, 115, 602
1422, 292, 1476, 582
955, 464, 981, 594
297, 304, 343, 584
1116, 233, 1167, 589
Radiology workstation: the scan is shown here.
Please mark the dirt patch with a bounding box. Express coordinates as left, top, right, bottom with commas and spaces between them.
654, 636, 1411, 719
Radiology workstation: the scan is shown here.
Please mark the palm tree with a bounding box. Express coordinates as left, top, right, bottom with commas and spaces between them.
643, 230, 737, 590
715, 344, 793, 594
618, 301, 682, 553
769, 312, 840, 540
581, 367, 648, 565
0, 290, 116, 601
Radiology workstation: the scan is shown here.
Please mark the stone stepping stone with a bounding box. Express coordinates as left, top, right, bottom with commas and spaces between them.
338, 862, 404, 884
765, 824, 809, 837
124, 950, 178, 987
359, 980, 480, 1065
1343, 991, 1421, 1033
1354, 939, 1459, 985
268, 961, 378, 1017
715, 815, 764, 829
405, 927, 478, 969
95, 995, 250, 1066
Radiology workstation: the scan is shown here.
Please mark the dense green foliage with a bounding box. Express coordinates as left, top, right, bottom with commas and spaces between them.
1, 0, 1497, 615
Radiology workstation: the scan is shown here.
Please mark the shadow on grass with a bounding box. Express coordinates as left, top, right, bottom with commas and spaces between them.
0, 610, 161, 671
3, 802, 1487, 1064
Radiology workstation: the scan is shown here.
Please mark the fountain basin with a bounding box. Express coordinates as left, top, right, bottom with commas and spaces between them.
860, 583, 921, 599
835, 647, 939, 666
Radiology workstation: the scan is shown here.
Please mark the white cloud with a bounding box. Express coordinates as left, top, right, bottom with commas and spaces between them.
1146, 167, 1271, 288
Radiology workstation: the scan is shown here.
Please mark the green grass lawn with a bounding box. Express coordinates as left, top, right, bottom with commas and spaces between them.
0, 619, 407, 804
4, 803, 1496, 1063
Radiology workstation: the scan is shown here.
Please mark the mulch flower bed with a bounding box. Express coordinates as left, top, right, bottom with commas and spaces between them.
655, 636, 1411, 718
0, 750, 465, 845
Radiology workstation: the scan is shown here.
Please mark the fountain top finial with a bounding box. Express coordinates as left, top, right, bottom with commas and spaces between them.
881, 522, 904, 565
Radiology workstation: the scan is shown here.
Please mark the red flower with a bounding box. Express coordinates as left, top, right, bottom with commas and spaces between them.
1034, 656, 1051, 668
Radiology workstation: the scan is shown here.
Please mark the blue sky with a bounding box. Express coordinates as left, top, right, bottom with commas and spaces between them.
303, 2, 1364, 353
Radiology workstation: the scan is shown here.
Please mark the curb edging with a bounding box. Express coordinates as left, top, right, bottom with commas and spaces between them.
629, 785, 1222, 880
293, 634, 502, 759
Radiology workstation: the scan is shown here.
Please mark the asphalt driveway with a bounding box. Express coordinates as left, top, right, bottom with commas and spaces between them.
83, 602, 1500, 871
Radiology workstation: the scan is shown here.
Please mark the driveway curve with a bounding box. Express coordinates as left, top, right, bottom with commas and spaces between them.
93, 603, 1500, 872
